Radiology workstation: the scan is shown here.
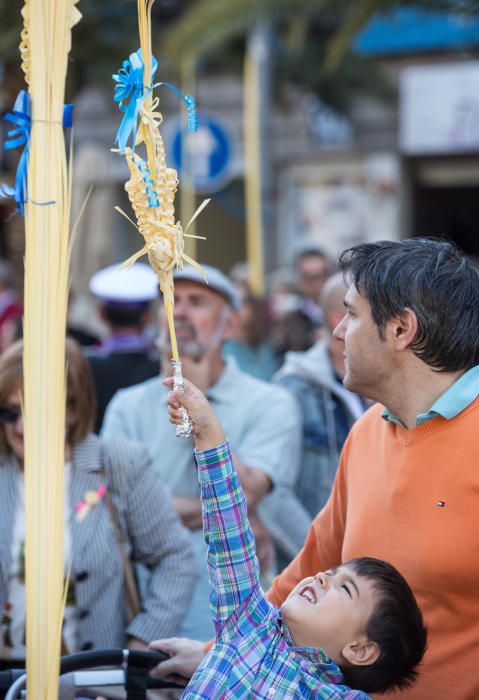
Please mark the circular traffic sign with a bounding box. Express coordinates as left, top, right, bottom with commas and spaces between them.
166, 112, 234, 193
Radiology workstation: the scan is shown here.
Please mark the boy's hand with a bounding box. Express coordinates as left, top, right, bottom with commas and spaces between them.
164, 377, 226, 451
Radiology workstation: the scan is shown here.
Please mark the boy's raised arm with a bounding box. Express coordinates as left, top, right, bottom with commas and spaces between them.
165, 378, 263, 635
195, 441, 261, 634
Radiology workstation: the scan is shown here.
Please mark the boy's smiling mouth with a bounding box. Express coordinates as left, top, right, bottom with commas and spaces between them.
299, 585, 317, 604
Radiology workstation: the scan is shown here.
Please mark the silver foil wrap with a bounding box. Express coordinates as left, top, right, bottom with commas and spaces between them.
172, 359, 193, 439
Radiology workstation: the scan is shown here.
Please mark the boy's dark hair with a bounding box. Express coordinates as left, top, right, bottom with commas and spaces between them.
338, 238, 479, 372
340, 557, 427, 694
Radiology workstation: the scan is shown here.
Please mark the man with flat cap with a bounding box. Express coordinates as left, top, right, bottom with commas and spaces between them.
102, 264, 309, 641
87, 263, 160, 432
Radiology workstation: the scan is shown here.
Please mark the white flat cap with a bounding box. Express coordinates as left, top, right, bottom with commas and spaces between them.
174, 264, 242, 310
89, 262, 158, 304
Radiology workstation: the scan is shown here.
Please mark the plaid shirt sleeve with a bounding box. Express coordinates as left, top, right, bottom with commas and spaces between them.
194, 440, 263, 636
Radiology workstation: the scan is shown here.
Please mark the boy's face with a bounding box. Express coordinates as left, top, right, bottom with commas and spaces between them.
281, 565, 380, 666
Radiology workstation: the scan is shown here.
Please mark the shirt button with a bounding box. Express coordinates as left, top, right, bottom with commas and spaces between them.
268, 688, 275, 695
291, 651, 296, 658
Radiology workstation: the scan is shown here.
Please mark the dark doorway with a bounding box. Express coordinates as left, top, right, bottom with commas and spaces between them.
413, 183, 479, 256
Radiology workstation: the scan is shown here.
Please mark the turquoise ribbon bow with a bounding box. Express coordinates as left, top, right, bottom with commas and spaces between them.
112, 49, 198, 153
0, 91, 74, 216
113, 48, 158, 151
112, 49, 198, 209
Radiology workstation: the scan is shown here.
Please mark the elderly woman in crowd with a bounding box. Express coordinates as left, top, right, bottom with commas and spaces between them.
0, 338, 195, 668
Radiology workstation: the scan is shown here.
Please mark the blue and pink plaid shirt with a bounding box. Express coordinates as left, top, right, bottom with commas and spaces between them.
181, 441, 370, 699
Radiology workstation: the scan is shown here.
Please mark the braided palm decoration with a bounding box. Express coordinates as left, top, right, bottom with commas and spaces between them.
113, 0, 208, 435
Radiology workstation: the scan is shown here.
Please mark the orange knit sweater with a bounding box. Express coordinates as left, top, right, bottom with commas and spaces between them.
269, 397, 479, 700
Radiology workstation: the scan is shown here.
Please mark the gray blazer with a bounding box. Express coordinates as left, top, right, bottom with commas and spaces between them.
0, 433, 195, 650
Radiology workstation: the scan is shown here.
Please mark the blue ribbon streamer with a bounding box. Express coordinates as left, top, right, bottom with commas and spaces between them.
134, 153, 160, 208
0, 91, 74, 215
113, 49, 158, 151
154, 83, 197, 133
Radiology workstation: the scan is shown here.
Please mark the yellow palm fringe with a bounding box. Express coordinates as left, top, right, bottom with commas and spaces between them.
21, 1, 80, 698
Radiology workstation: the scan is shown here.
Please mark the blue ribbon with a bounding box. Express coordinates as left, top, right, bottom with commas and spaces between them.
154, 83, 197, 133
112, 50, 198, 151
0, 91, 31, 215
113, 49, 158, 151
132, 152, 159, 209
62, 104, 74, 128
0, 91, 74, 215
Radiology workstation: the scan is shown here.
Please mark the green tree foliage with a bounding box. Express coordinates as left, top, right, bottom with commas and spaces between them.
0, 0, 188, 92
162, 0, 479, 66
158, 0, 479, 112
162, 0, 394, 111
2, 0, 477, 106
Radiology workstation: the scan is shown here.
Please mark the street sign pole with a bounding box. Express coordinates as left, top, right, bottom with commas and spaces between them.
180, 57, 197, 260
244, 22, 272, 297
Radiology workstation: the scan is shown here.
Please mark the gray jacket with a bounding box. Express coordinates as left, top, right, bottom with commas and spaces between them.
275, 340, 364, 519
0, 433, 195, 650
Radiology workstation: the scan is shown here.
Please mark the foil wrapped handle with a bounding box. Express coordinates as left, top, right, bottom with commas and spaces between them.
172, 359, 193, 439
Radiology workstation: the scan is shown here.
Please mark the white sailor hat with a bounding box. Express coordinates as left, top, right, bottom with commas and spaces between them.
89, 263, 158, 306
173, 264, 242, 311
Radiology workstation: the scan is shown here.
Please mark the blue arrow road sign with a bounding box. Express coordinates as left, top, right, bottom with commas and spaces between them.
167, 112, 234, 193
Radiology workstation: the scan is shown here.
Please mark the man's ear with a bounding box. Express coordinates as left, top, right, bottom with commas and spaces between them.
388, 308, 418, 352
342, 638, 380, 667
222, 309, 240, 341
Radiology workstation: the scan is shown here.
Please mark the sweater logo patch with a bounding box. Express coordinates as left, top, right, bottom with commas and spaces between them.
437, 500, 446, 507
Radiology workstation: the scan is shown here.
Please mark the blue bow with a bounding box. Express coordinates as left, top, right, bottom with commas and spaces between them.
0, 91, 31, 215
0, 91, 74, 216
113, 49, 158, 151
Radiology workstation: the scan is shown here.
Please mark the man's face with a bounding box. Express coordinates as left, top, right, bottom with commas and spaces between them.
333, 285, 392, 399
297, 255, 331, 302
159, 281, 233, 360
281, 565, 378, 663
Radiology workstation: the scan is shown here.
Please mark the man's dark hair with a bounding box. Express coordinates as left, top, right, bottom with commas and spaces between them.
295, 246, 330, 265
276, 309, 316, 353
102, 302, 149, 329
338, 238, 479, 372
340, 557, 427, 694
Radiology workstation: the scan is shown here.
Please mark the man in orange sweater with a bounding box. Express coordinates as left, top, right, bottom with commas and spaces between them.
151, 238, 479, 700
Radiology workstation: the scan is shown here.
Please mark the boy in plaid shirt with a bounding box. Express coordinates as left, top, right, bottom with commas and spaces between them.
165, 378, 426, 699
